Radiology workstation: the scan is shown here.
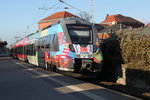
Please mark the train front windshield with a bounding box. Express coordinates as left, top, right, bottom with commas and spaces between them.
67, 24, 93, 44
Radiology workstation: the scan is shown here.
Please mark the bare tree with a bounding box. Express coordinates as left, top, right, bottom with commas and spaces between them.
79, 11, 92, 22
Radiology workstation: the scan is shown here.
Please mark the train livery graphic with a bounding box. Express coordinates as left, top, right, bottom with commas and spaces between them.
11, 17, 103, 73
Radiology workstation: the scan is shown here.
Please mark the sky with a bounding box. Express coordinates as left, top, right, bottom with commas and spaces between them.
0, 0, 150, 46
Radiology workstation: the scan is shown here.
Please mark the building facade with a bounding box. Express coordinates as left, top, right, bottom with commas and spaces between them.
100, 14, 144, 28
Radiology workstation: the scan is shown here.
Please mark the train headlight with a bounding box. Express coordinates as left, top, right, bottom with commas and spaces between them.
93, 45, 98, 53
69, 44, 75, 52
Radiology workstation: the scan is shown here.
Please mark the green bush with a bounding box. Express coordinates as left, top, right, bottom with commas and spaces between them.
100, 27, 150, 82
116, 28, 150, 70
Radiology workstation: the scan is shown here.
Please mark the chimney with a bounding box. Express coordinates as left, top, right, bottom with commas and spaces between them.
106, 14, 109, 18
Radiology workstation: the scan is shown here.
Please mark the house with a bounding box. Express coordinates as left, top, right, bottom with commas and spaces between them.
146, 23, 150, 27
100, 14, 144, 28
38, 11, 79, 30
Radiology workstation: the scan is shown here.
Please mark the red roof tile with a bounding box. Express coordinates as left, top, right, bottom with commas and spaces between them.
99, 23, 110, 27
101, 14, 143, 24
38, 11, 79, 30
39, 11, 79, 23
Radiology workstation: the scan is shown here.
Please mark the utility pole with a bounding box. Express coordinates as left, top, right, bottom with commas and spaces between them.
90, 0, 94, 23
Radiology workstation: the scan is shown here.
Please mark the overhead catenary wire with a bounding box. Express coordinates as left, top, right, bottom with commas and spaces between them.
32, 2, 61, 26
26, 0, 73, 35
27, 1, 61, 34
59, 0, 84, 13
14, 0, 68, 43
24, 0, 55, 35
29, 0, 56, 27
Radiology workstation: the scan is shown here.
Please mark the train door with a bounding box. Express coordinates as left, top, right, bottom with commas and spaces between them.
45, 35, 51, 65
50, 33, 59, 67
49, 34, 54, 64
38, 37, 46, 68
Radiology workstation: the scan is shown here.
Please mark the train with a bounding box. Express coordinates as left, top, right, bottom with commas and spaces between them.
11, 17, 103, 73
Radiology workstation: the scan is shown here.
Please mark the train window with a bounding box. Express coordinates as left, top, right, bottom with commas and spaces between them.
15, 48, 17, 54
22, 46, 25, 55
50, 34, 56, 50
17, 47, 20, 54
25, 45, 27, 55
19, 47, 20, 54
52, 34, 55, 44
37, 38, 42, 50
25, 45, 32, 55
41, 37, 46, 49
26, 45, 29, 55
32, 45, 34, 55
46, 35, 51, 49
33, 44, 36, 56
67, 24, 93, 44
18, 47, 20, 54
20, 46, 22, 54
30, 45, 33, 55
27, 45, 30, 55
21, 46, 23, 54
20, 47, 22, 54
29, 45, 30, 55
22, 46, 24, 55
50, 34, 54, 49
30, 45, 32, 55
53, 34, 59, 51
17, 47, 19, 54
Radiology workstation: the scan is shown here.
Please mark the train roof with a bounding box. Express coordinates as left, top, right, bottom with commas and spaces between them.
40, 17, 91, 31
13, 17, 93, 48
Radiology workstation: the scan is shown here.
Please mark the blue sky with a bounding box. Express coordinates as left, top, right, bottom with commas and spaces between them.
0, 0, 150, 46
